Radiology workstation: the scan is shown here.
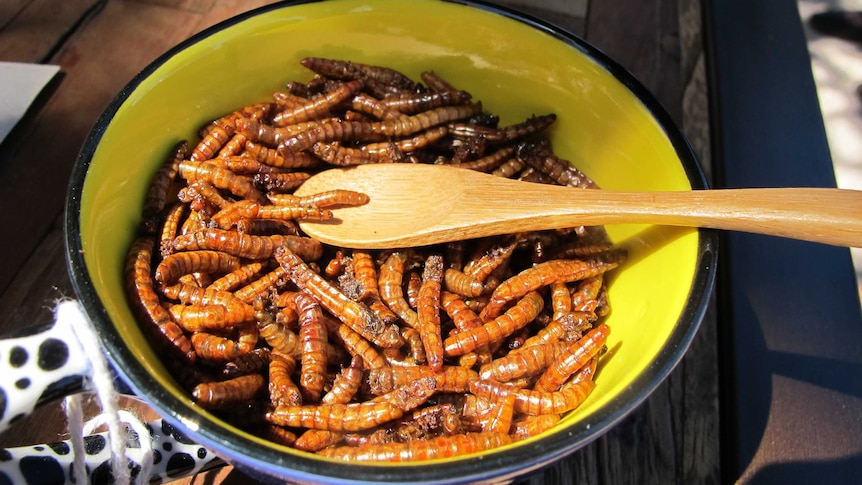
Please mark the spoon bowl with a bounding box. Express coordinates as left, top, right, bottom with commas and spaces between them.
296, 163, 862, 248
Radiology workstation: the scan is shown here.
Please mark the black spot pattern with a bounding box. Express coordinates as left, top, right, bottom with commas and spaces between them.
161, 421, 196, 445
162, 442, 172, 452
20, 456, 64, 484
9, 347, 27, 368
0, 472, 11, 485
37, 376, 87, 409
84, 435, 107, 455
37, 338, 69, 371
48, 441, 70, 455
197, 447, 207, 459
0, 449, 11, 461
14, 378, 29, 390
91, 461, 113, 484
166, 453, 195, 477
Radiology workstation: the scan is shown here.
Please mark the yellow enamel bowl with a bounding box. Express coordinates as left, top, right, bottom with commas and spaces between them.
66, 0, 717, 483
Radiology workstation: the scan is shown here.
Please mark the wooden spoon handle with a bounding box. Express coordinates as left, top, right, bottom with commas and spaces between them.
296, 164, 862, 248
523, 186, 862, 247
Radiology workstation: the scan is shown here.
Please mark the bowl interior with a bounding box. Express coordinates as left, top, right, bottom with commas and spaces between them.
71, 0, 709, 479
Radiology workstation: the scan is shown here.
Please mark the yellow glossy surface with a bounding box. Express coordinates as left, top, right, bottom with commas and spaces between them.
79, 0, 698, 461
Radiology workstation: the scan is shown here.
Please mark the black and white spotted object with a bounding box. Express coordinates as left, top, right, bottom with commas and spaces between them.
0, 318, 91, 432
0, 418, 225, 485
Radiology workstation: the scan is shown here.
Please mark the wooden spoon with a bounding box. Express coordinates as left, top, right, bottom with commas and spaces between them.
294, 163, 862, 249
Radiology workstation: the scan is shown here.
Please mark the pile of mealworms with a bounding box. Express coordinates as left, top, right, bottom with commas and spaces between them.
125, 57, 627, 461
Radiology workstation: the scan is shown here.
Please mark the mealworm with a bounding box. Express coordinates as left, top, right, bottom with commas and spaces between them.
309, 141, 403, 166
300, 57, 418, 91
516, 140, 599, 189
480, 250, 626, 321
509, 414, 561, 441
141, 141, 185, 233
244, 139, 320, 168
256, 303, 300, 357
192, 373, 265, 409
181, 181, 231, 211
481, 392, 516, 434
236, 218, 299, 236
159, 283, 255, 321
266, 377, 436, 431
159, 202, 186, 257
269, 190, 369, 209
191, 329, 249, 362
416, 254, 444, 372
154, 250, 241, 285
271, 79, 364, 127
463, 238, 517, 284
381, 89, 472, 114
216, 133, 248, 159
200, 102, 272, 139
469, 378, 596, 415
178, 159, 267, 203
222, 347, 271, 379
405, 269, 421, 308
362, 365, 477, 396
317, 432, 511, 462
449, 145, 516, 172
379, 251, 420, 328
167, 303, 250, 332
293, 355, 364, 452
550, 281, 573, 320
173, 228, 323, 261
399, 327, 427, 365
492, 157, 526, 178
277, 246, 403, 348
521, 311, 596, 349
253, 172, 312, 193
350, 93, 404, 120
321, 313, 388, 370
234, 266, 288, 304
125, 237, 195, 362
570, 274, 604, 312
443, 268, 484, 298
292, 291, 329, 402
280, 104, 481, 152
208, 261, 267, 292
444, 291, 544, 356
191, 120, 234, 162
269, 351, 303, 407
478, 341, 574, 382
533, 324, 609, 392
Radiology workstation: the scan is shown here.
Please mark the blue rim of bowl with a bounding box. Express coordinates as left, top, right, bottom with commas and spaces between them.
65, 0, 718, 483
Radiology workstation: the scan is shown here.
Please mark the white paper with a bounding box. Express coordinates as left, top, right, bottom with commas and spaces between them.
0, 62, 60, 145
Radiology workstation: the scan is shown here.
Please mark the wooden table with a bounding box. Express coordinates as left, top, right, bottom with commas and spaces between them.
0, 1, 717, 483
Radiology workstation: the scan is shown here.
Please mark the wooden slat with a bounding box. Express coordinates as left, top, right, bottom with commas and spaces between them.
135, 0, 218, 14
0, 0, 101, 62
585, 0, 684, 124
0, 218, 71, 335
0, 0, 214, 295
491, 0, 587, 37
191, 0, 280, 34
